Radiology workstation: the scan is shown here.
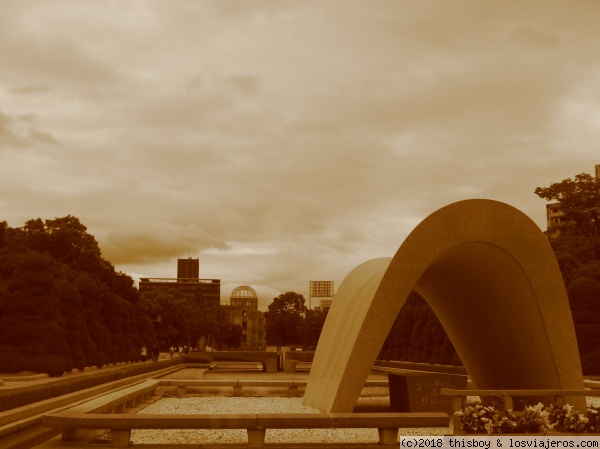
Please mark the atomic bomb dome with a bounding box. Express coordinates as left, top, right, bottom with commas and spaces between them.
226, 286, 265, 349
230, 286, 258, 299
229, 286, 259, 309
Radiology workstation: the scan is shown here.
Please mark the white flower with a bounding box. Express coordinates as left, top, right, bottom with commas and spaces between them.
532, 402, 544, 413
484, 422, 493, 434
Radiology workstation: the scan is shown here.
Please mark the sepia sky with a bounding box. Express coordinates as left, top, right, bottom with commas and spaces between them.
2, 1, 600, 307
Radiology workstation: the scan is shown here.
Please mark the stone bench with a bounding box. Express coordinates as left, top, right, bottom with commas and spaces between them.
42, 411, 450, 447
53, 379, 161, 441
67, 379, 161, 413
159, 379, 389, 397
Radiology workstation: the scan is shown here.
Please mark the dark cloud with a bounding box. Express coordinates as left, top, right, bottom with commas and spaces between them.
2, 1, 599, 303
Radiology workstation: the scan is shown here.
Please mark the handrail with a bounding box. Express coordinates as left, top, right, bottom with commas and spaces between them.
440, 388, 600, 397
42, 411, 450, 447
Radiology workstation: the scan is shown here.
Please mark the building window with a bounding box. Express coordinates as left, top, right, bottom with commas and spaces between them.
242, 310, 247, 317
242, 321, 247, 329
242, 334, 247, 342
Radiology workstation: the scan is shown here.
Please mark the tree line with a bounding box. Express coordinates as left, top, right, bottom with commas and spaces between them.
0, 216, 157, 376
139, 288, 243, 350
3, 169, 596, 375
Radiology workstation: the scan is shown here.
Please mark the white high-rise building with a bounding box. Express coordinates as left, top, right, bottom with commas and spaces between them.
309, 280, 334, 309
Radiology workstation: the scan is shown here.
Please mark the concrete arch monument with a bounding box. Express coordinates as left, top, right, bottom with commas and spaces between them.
303, 199, 584, 412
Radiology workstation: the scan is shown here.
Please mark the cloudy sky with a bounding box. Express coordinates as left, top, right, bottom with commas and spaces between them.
1, 1, 599, 307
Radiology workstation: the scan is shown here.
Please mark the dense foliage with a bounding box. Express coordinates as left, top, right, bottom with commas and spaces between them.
0, 216, 157, 376
139, 289, 242, 350
534, 172, 600, 260
379, 291, 461, 365
264, 292, 328, 349
535, 171, 600, 375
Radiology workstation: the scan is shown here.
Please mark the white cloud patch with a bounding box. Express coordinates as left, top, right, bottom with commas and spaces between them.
1, 0, 600, 301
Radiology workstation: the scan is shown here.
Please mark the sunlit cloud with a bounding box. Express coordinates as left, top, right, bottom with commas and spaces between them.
1, 0, 599, 304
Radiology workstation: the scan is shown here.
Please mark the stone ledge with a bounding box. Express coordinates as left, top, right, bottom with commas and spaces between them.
1, 373, 50, 382
42, 411, 450, 430
0, 365, 180, 428
584, 379, 600, 389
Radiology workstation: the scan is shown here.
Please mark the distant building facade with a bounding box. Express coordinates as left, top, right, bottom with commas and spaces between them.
309, 280, 334, 309
139, 257, 220, 308
224, 286, 266, 350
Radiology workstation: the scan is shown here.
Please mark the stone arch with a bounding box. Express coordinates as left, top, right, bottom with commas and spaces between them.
303, 199, 584, 412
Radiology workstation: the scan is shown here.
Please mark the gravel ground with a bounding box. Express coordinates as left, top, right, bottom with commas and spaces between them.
131, 396, 448, 444
587, 396, 600, 407
131, 369, 600, 445
133, 369, 448, 444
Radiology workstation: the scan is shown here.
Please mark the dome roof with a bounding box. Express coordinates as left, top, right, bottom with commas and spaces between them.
230, 286, 258, 299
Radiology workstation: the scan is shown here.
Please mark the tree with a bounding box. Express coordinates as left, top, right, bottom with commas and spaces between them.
378, 290, 460, 365
55, 279, 93, 371
299, 307, 328, 350
0, 254, 71, 376
226, 323, 243, 349
534, 173, 600, 260
187, 304, 224, 349
264, 292, 306, 347
567, 277, 600, 374
535, 171, 600, 375
0, 216, 158, 373
139, 289, 190, 348
76, 275, 110, 368
44, 216, 103, 268
0, 221, 7, 248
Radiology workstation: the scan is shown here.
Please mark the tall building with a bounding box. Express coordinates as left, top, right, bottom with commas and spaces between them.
224, 286, 266, 350
139, 258, 220, 307
309, 280, 334, 309
177, 257, 199, 279
544, 164, 600, 232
